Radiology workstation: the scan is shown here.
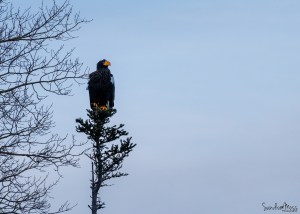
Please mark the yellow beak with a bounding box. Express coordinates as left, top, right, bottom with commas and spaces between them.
103, 60, 111, 66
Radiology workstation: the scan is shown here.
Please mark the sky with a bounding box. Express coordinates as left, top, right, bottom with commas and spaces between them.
15, 0, 300, 213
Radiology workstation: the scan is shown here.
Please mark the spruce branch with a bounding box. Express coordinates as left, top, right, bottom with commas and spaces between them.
76, 108, 136, 214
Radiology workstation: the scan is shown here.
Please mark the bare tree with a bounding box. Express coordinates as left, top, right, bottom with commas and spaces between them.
0, 0, 89, 213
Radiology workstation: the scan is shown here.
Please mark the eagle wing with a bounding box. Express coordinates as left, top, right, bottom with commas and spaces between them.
88, 71, 101, 108
88, 69, 115, 109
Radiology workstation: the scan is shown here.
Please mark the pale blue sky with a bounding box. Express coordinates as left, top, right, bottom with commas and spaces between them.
17, 0, 300, 213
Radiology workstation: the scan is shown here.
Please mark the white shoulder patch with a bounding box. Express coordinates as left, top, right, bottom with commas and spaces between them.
110, 75, 114, 85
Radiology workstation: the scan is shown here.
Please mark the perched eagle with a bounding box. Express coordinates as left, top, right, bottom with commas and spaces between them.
88, 59, 115, 110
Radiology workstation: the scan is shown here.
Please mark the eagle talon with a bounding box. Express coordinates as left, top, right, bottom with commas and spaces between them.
90, 103, 108, 111
91, 103, 99, 108
100, 106, 108, 111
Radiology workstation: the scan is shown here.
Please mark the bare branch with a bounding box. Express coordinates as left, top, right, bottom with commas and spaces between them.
0, 0, 89, 213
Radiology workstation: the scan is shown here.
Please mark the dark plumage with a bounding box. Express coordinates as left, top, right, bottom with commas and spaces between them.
88, 59, 115, 109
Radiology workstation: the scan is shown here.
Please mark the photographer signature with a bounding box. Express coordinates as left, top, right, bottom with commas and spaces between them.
262, 202, 298, 212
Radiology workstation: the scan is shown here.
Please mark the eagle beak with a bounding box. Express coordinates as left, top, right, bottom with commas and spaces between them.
103, 60, 111, 66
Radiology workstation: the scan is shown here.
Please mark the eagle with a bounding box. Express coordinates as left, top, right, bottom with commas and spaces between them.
88, 59, 115, 110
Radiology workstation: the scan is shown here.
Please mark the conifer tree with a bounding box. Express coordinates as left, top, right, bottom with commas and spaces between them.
76, 108, 136, 214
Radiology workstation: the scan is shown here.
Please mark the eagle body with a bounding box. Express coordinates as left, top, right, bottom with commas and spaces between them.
88, 60, 115, 109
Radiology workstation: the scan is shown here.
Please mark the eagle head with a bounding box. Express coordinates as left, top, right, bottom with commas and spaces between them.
97, 59, 111, 70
